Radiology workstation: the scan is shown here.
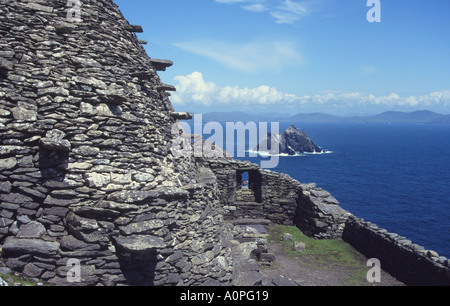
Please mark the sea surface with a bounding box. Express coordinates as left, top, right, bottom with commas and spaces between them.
226, 122, 450, 258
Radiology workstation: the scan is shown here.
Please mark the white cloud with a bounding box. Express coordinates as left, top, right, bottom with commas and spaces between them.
269, 11, 298, 24
173, 40, 304, 73
172, 72, 450, 112
242, 3, 269, 12
214, 0, 312, 24
172, 72, 218, 106
278, 0, 308, 15
271, 0, 309, 24
172, 72, 298, 106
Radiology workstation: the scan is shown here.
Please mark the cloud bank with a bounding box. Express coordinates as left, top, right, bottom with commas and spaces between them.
172, 72, 299, 106
171, 72, 450, 112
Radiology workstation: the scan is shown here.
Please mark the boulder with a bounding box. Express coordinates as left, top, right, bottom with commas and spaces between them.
282, 233, 293, 242
292, 241, 306, 252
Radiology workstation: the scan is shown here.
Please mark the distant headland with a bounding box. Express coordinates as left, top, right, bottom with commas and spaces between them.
198, 110, 450, 124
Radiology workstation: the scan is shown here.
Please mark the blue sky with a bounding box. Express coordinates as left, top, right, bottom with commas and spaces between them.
114, 0, 450, 115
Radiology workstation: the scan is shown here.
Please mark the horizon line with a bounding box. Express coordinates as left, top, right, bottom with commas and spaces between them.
179, 109, 450, 117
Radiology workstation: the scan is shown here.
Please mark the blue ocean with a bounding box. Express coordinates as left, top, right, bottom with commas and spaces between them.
229, 122, 450, 258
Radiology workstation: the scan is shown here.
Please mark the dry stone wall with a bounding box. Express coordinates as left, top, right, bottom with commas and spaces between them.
0, 0, 234, 286
343, 215, 450, 286
199, 154, 450, 286
199, 156, 348, 236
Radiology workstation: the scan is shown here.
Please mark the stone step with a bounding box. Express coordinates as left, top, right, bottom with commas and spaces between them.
127, 25, 143, 33
150, 59, 173, 71
231, 218, 271, 226
156, 84, 176, 92
232, 212, 266, 220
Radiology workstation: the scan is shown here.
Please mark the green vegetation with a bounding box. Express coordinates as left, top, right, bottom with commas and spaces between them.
0, 272, 41, 286
268, 225, 371, 286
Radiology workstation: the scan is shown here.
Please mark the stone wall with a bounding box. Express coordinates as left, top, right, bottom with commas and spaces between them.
200, 158, 298, 224
294, 183, 350, 240
199, 155, 450, 286
199, 156, 348, 235
343, 215, 450, 286
0, 0, 234, 286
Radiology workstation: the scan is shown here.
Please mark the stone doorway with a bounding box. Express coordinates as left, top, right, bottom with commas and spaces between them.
236, 170, 262, 203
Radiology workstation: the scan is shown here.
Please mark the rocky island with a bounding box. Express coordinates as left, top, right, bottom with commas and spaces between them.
256, 125, 322, 155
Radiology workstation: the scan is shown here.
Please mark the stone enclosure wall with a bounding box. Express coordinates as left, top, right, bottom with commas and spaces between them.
200, 157, 348, 239
200, 155, 450, 286
342, 215, 450, 286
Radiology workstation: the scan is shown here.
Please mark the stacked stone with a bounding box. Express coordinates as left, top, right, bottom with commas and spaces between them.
171, 182, 234, 286
295, 183, 350, 240
343, 215, 450, 286
236, 189, 256, 202
0, 0, 234, 286
232, 189, 264, 220
261, 170, 302, 225
202, 157, 344, 229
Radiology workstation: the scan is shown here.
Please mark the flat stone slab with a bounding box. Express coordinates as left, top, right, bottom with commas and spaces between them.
150, 59, 173, 71
107, 187, 189, 204
114, 235, 166, 253
170, 112, 193, 120
271, 275, 298, 286
16, 221, 46, 239
156, 84, 176, 92
2, 238, 60, 257
232, 270, 263, 286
